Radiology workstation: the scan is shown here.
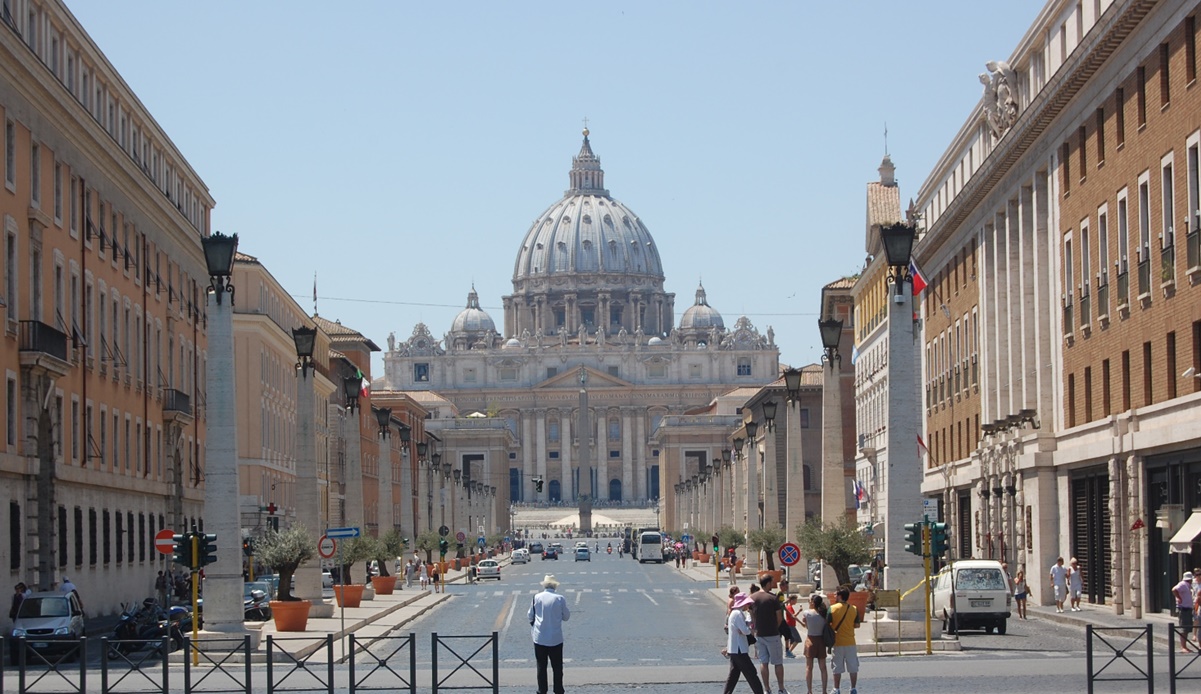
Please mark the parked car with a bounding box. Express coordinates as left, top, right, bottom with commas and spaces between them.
512, 549, 530, 564
529, 542, 545, 555
931, 559, 1012, 634
476, 559, 502, 580
574, 547, 591, 562
542, 547, 559, 560
9, 591, 86, 663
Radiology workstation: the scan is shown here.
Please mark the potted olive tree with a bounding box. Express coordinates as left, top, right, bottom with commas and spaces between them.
748, 526, 788, 584
255, 524, 316, 631
371, 529, 405, 595
334, 536, 376, 608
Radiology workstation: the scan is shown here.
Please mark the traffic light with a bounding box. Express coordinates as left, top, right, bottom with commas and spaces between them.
197, 533, 218, 567
903, 522, 924, 556
438, 538, 449, 556
242, 538, 253, 557
533, 477, 544, 493
929, 522, 950, 556
172, 532, 195, 568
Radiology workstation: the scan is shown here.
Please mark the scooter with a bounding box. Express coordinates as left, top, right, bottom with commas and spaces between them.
110, 599, 187, 656
244, 589, 272, 621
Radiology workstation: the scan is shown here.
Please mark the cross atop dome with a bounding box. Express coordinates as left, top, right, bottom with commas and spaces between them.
568, 127, 609, 197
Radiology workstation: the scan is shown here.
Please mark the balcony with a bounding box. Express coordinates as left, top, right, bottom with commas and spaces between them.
19, 320, 71, 377
1137, 258, 1151, 298
1161, 244, 1176, 288
1096, 282, 1109, 321
1116, 270, 1129, 309
162, 388, 194, 426
1062, 302, 1073, 336
1079, 293, 1090, 330
1188, 228, 1201, 271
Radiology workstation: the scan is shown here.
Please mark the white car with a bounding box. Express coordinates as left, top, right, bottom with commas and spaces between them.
476, 559, 502, 580
512, 549, 530, 564
931, 559, 1012, 634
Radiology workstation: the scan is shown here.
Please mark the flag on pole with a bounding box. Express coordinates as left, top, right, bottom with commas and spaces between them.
356, 368, 369, 398
313, 272, 318, 316
852, 479, 863, 509
917, 434, 930, 461
909, 258, 928, 295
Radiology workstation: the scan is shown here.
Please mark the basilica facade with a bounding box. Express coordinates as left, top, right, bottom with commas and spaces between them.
377, 132, 779, 518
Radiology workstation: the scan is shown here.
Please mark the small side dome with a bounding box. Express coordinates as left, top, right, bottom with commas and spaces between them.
679, 283, 725, 331
647, 336, 664, 345
450, 287, 496, 334
503, 337, 522, 349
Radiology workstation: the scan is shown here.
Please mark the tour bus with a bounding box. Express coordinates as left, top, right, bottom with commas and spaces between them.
638, 531, 664, 564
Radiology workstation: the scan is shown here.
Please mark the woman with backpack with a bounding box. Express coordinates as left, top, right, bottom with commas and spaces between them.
799, 594, 830, 694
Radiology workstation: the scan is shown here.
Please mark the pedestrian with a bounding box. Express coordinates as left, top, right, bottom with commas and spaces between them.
431, 562, 441, 593
721, 592, 765, 694
9, 582, 28, 620
1068, 558, 1084, 611
155, 571, 169, 607
751, 573, 786, 694
783, 594, 802, 658
418, 562, 429, 591
799, 593, 829, 694
728, 552, 739, 586
60, 576, 83, 611
1172, 571, 1195, 653
1048, 556, 1069, 613
1013, 568, 1029, 619
404, 560, 414, 589
828, 586, 861, 694
776, 579, 798, 658
528, 574, 571, 694
1193, 568, 1201, 646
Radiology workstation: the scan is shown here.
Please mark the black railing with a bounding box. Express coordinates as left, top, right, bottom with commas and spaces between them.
1097, 282, 1109, 317
1188, 228, 1200, 269
1168, 625, 1201, 694
431, 632, 499, 694
163, 389, 191, 417
183, 635, 252, 694
1117, 270, 1129, 305
1085, 623, 1153, 694
1138, 258, 1151, 295
1063, 303, 1074, 334
265, 634, 335, 693
1080, 294, 1090, 327
19, 320, 68, 361
1161, 244, 1176, 283
349, 632, 417, 693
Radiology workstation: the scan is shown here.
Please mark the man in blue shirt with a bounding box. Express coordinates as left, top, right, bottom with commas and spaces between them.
528, 574, 571, 694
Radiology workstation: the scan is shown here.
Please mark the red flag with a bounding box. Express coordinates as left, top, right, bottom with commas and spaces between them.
909, 259, 928, 295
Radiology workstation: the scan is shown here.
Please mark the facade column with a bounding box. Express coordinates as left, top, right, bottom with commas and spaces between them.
621, 409, 633, 501
535, 411, 547, 501
1032, 170, 1055, 424
562, 414, 573, 500
635, 414, 646, 501
745, 436, 759, 568
522, 415, 534, 501
345, 412, 365, 529
883, 280, 924, 599
763, 422, 778, 529
294, 368, 332, 617
379, 437, 394, 533
398, 448, 413, 542
597, 408, 609, 501
784, 402, 804, 543
1018, 185, 1038, 411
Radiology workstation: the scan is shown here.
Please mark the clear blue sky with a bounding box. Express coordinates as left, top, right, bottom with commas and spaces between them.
70, 1, 1045, 375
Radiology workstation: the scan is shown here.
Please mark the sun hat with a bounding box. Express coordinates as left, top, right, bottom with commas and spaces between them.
541, 574, 560, 588
732, 593, 754, 610
1185, 572, 1195, 581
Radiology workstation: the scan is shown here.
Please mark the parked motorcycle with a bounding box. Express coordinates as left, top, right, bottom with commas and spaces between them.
244, 589, 272, 621
109, 599, 187, 656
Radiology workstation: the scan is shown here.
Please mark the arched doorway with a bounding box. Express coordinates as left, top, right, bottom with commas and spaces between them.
609, 479, 622, 502
548, 479, 562, 502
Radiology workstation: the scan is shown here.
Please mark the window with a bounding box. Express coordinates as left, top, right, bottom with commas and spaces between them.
648, 362, 666, 378
88, 508, 97, 565
1118, 189, 1130, 277
1078, 126, 1087, 177
53, 161, 61, 221
1137, 66, 1147, 126
115, 511, 123, 563
545, 367, 557, 379
1084, 367, 1093, 421
800, 408, 811, 428
498, 367, 517, 381
102, 509, 111, 564
6, 376, 14, 447
1189, 136, 1200, 237
1062, 142, 1072, 194
1167, 331, 1178, 399
1097, 205, 1109, 287
70, 399, 78, 462
463, 367, 476, 383
1138, 174, 1151, 260
30, 142, 38, 206
1163, 157, 1175, 249
607, 365, 619, 377
689, 363, 702, 380
1160, 43, 1170, 107
1096, 108, 1105, 163
1143, 341, 1153, 406
1116, 88, 1126, 146
1121, 350, 1131, 410
1102, 358, 1112, 415
414, 363, 429, 383
608, 419, 620, 440
548, 420, 560, 442
69, 177, 77, 235
737, 358, 752, 376
73, 506, 82, 566
5, 120, 14, 186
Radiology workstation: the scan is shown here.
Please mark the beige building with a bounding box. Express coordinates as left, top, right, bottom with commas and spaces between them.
0, 0, 212, 618
913, 0, 1201, 615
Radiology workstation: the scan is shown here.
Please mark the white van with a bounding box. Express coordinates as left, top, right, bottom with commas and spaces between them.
637, 532, 663, 564
931, 559, 1012, 634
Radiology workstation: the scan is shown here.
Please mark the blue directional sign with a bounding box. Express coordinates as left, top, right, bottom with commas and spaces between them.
477, 537, 486, 548
326, 526, 361, 539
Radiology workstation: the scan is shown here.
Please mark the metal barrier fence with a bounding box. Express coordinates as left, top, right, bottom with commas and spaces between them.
431, 631, 499, 693
349, 632, 417, 694
182, 635, 253, 694
265, 634, 335, 694
1168, 625, 1201, 694
8, 636, 89, 694
1085, 624, 1153, 694
100, 636, 171, 693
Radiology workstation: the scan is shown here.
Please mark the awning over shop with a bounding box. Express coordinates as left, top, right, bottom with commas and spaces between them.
1169, 511, 1201, 554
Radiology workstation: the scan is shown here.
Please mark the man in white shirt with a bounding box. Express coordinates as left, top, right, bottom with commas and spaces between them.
528, 574, 571, 694
1048, 557, 1068, 613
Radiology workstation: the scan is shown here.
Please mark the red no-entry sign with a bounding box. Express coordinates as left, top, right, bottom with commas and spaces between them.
155, 528, 176, 555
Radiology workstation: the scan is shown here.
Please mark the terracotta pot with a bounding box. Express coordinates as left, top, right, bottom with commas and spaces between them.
826, 590, 870, 616
758, 570, 784, 586
735, 560, 744, 573
270, 599, 310, 632
334, 584, 364, 608
371, 575, 397, 595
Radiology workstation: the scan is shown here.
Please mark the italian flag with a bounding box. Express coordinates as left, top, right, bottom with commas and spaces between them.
356, 368, 369, 398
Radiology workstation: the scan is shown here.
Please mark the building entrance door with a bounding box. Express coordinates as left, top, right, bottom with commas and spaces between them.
1070, 470, 1111, 605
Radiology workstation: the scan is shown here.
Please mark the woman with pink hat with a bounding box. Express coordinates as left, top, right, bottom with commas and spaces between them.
722, 591, 765, 694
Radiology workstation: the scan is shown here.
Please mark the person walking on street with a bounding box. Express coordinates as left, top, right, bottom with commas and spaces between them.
9, 583, 28, 620
799, 593, 829, 694
528, 574, 571, 694
1013, 568, 1029, 620
722, 592, 765, 694
728, 552, 739, 586
1173, 571, 1195, 653
1068, 558, 1084, 611
418, 562, 429, 591
751, 573, 787, 694
828, 587, 861, 694
1192, 568, 1200, 646
60, 577, 83, 611
1049, 556, 1069, 613
155, 571, 169, 607
783, 594, 801, 658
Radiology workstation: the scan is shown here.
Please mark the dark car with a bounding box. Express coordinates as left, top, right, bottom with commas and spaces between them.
542, 547, 559, 560
529, 542, 545, 555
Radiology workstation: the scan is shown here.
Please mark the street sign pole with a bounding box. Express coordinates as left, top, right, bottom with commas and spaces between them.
338, 543, 346, 656
191, 533, 200, 667
923, 522, 932, 655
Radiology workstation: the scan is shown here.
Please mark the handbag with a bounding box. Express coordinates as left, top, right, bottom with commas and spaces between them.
824, 607, 849, 652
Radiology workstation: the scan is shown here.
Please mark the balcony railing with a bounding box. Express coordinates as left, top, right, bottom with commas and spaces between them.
1161, 244, 1176, 283
1117, 270, 1129, 305
1137, 258, 1151, 295
1096, 282, 1109, 317
1062, 302, 1073, 334
1188, 228, 1200, 269
19, 320, 68, 361
1079, 293, 1090, 327
163, 389, 192, 417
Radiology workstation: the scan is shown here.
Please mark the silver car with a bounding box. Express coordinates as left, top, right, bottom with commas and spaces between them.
10, 592, 86, 662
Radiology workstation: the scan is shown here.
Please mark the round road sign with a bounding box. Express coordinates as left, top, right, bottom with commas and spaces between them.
154, 528, 176, 556
318, 535, 337, 559
438, 525, 450, 537
778, 542, 801, 567
455, 531, 466, 543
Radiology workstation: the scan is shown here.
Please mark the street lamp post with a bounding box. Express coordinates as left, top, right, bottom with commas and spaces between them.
818, 317, 845, 591
878, 221, 924, 596
374, 406, 395, 537
417, 441, 431, 533
198, 231, 253, 640
782, 367, 805, 545
292, 326, 332, 617
342, 375, 366, 532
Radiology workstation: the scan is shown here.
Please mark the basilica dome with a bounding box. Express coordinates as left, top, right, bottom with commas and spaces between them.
450, 287, 495, 334
512, 131, 664, 288
679, 284, 724, 332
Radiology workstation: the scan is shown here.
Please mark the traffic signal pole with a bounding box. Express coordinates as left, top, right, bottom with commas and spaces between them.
192, 533, 201, 666
922, 524, 932, 655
